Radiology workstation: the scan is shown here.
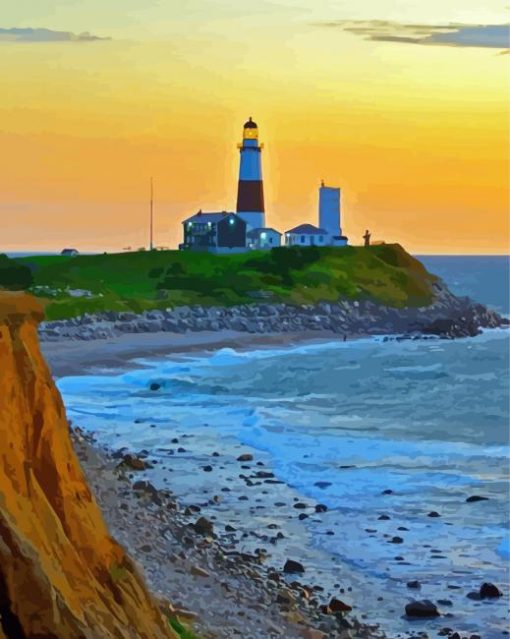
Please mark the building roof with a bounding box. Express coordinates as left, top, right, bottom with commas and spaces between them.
247, 227, 282, 238
183, 211, 236, 224
286, 223, 328, 235
244, 117, 258, 129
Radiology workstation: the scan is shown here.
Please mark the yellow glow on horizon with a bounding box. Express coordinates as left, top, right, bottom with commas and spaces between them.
0, 2, 508, 254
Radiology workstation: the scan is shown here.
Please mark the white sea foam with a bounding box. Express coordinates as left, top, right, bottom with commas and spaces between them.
57, 327, 510, 637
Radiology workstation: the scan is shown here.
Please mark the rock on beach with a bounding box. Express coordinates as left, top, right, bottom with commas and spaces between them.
405, 600, 440, 618
283, 559, 305, 574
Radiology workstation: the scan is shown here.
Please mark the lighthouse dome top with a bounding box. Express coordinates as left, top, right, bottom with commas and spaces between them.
244, 117, 258, 129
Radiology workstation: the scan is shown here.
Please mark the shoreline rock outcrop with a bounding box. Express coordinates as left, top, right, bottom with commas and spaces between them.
0, 292, 176, 638
38, 279, 506, 342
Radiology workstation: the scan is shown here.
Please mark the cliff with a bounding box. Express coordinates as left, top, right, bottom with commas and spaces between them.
0, 292, 176, 638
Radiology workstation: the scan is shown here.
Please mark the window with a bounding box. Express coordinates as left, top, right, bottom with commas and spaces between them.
301, 235, 305, 243
318, 236, 323, 243
269, 237, 273, 244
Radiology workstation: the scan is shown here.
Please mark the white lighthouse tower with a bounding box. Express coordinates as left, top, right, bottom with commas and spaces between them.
236, 117, 266, 230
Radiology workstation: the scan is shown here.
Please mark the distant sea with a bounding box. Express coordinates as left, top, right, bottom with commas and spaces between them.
5, 252, 59, 258
4, 252, 97, 258
418, 255, 510, 316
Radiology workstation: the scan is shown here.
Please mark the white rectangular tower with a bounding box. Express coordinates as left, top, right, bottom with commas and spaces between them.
319, 182, 341, 237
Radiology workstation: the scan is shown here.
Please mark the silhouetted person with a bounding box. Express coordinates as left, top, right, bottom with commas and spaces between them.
363, 229, 371, 247
343, 334, 347, 342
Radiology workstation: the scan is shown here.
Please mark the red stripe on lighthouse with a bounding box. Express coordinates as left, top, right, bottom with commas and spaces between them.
236, 180, 265, 213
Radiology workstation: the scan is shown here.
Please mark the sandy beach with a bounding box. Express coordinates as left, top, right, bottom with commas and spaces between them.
42, 329, 342, 378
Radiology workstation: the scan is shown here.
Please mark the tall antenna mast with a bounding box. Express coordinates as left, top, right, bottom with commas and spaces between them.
150, 177, 154, 251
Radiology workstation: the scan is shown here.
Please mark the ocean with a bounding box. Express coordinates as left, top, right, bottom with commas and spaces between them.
58, 256, 510, 638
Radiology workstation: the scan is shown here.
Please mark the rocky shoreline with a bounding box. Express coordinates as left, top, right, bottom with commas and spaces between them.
71, 424, 505, 639
39, 280, 506, 343
72, 426, 384, 639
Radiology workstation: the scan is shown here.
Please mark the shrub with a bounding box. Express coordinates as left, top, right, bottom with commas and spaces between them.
0, 254, 33, 290
245, 246, 322, 285
148, 267, 164, 278
167, 263, 185, 276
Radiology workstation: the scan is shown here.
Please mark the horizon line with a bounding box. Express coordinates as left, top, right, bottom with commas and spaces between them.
2, 248, 510, 258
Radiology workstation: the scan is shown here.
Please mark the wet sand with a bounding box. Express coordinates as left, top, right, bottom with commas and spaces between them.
41, 329, 342, 378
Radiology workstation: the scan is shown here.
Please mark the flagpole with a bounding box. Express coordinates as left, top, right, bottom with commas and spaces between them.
150, 177, 154, 251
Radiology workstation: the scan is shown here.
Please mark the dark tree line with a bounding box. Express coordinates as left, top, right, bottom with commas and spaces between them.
0, 255, 33, 290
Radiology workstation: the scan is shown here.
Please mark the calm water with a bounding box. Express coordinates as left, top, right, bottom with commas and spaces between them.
419, 255, 510, 316
58, 256, 510, 638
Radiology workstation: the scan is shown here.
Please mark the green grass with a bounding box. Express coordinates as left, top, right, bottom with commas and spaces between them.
13, 244, 438, 320
167, 617, 199, 639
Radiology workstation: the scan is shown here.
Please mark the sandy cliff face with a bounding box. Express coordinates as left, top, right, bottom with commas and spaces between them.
0, 292, 176, 639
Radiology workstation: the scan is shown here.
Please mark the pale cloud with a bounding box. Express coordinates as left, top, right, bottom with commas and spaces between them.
0, 27, 110, 43
315, 20, 509, 50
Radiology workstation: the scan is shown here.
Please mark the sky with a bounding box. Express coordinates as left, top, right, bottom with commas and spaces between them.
0, 1, 508, 254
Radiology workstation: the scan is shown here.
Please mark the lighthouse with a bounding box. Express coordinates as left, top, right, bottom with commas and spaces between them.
236, 117, 265, 230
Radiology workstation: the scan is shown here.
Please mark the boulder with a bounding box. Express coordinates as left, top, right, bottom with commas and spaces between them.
255, 470, 274, 478
466, 591, 481, 601
193, 516, 214, 536
283, 559, 305, 574
328, 598, 352, 614
406, 580, 421, 589
405, 600, 440, 618
132, 480, 161, 503
118, 453, 152, 471
314, 481, 332, 489
480, 582, 502, 598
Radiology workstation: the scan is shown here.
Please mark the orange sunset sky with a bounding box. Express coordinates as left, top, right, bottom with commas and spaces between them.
0, 1, 508, 254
